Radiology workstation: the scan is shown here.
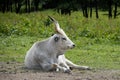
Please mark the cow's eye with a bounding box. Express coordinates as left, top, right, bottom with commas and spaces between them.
62, 38, 67, 41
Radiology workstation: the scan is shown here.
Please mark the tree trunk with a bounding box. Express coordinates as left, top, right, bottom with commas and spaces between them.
25, 0, 28, 12
81, 1, 88, 18
34, 0, 39, 11
28, 0, 30, 13
15, 0, 17, 13
2, 1, 6, 13
6, 0, 9, 12
108, 0, 112, 18
82, 2, 88, 18
15, 0, 22, 13
81, 6, 85, 17
16, 3, 22, 13
114, 2, 117, 18
85, 6, 88, 18
90, 0, 92, 18
95, 0, 99, 18
10, 1, 12, 12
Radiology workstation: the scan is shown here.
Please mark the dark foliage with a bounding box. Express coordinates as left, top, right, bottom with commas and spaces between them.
0, 0, 120, 18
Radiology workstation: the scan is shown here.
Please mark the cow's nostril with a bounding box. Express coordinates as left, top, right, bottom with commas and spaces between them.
73, 44, 75, 47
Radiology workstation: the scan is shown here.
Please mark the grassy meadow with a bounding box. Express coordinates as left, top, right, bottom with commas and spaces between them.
0, 10, 120, 70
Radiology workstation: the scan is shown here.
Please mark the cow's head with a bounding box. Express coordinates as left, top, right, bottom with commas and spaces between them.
49, 16, 75, 51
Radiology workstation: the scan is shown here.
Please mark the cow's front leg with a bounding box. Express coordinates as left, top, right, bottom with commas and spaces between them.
52, 63, 71, 73
40, 62, 70, 73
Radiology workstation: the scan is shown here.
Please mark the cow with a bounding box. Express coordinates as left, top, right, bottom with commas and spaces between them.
24, 16, 90, 73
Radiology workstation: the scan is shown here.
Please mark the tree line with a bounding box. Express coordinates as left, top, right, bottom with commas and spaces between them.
0, 0, 120, 18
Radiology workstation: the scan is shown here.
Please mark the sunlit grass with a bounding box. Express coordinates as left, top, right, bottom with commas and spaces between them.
0, 35, 120, 69
0, 10, 120, 70
66, 44, 120, 70
0, 35, 42, 62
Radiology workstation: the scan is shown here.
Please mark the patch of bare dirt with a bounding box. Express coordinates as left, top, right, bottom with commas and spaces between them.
0, 62, 120, 80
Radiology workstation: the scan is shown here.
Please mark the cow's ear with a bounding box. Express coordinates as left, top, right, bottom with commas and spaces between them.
54, 36, 59, 42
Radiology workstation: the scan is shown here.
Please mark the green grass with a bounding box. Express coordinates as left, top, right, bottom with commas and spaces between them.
0, 35, 43, 62
0, 10, 120, 70
66, 44, 120, 70
0, 35, 120, 70
0, 10, 120, 40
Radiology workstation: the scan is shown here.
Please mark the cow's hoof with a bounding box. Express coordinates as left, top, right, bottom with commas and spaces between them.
81, 66, 92, 70
77, 66, 91, 70
87, 67, 92, 70
84, 66, 92, 70
64, 69, 71, 74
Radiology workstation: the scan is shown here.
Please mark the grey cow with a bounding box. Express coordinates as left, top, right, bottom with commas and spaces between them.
24, 16, 90, 73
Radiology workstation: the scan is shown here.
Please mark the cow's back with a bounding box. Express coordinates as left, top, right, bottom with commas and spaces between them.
24, 39, 50, 69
